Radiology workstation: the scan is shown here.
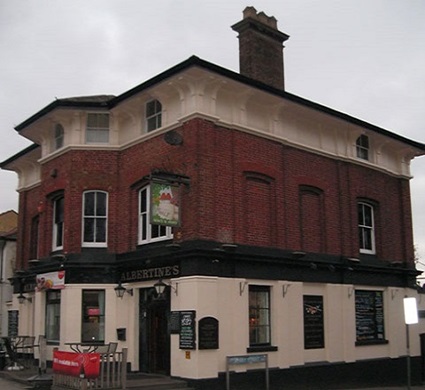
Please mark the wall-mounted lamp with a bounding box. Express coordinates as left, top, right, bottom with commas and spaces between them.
282, 284, 291, 298
153, 279, 178, 298
114, 282, 133, 299
348, 287, 355, 298
18, 293, 32, 304
239, 281, 248, 296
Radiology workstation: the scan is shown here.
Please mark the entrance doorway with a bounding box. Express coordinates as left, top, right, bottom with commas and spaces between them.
139, 288, 170, 374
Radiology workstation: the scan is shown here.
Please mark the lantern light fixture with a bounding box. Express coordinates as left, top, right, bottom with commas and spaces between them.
114, 282, 133, 299
18, 293, 32, 304
154, 279, 178, 297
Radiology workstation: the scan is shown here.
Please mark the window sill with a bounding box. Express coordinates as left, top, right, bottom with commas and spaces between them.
355, 339, 389, 346
246, 345, 278, 353
82, 244, 108, 248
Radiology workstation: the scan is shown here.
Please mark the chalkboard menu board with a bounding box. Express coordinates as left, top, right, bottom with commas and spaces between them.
179, 311, 196, 350
303, 295, 324, 349
355, 290, 385, 343
8, 310, 19, 337
199, 317, 219, 350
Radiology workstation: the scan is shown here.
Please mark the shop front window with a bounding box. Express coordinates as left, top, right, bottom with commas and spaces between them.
249, 286, 271, 346
81, 290, 105, 343
46, 290, 61, 343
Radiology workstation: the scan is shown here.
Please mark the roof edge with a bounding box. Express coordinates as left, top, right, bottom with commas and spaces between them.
15, 96, 115, 132
11, 55, 425, 153
0, 143, 40, 169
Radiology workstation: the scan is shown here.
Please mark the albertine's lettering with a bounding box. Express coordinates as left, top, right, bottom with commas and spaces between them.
121, 265, 180, 282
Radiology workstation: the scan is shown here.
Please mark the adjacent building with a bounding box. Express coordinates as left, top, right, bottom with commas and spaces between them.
2, 7, 425, 388
0, 210, 17, 337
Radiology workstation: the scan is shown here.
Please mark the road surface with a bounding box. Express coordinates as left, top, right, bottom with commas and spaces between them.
0, 377, 28, 389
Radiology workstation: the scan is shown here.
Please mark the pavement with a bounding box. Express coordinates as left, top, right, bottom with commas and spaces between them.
1, 365, 425, 390
0, 377, 29, 389
0, 366, 50, 388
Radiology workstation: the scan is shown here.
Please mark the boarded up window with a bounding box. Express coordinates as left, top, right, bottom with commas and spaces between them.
245, 173, 274, 246
300, 187, 324, 253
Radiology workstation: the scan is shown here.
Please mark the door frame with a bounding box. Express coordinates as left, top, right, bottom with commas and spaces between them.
139, 287, 171, 374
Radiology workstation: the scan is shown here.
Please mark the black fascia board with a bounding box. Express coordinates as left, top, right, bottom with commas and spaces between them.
0, 143, 39, 169
14, 98, 113, 132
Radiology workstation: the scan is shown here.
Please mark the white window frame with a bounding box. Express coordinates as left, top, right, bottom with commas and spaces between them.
86, 113, 110, 144
82, 191, 108, 247
145, 100, 162, 132
138, 185, 172, 244
53, 196, 64, 251
356, 135, 369, 161
358, 202, 376, 254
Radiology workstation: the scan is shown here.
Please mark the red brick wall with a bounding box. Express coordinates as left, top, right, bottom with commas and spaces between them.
16, 117, 415, 266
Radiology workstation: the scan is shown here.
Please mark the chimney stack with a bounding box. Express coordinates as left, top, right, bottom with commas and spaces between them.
232, 7, 289, 90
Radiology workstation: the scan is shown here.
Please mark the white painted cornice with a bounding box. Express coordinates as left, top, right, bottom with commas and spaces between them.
8, 66, 423, 191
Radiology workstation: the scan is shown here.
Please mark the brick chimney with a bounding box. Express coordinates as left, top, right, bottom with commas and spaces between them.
232, 6, 289, 90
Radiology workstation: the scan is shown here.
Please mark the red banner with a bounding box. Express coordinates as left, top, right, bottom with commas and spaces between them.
53, 350, 100, 379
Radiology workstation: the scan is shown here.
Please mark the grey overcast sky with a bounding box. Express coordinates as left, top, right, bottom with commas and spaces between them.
1, 1, 424, 267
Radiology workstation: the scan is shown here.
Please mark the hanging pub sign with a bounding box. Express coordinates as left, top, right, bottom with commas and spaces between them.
150, 181, 181, 227
36, 270, 66, 291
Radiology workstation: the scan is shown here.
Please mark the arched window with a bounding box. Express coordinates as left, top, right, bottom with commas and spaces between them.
146, 100, 162, 132
54, 124, 64, 150
244, 173, 275, 246
299, 186, 325, 253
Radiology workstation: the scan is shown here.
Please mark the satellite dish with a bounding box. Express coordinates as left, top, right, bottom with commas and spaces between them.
164, 130, 183, 146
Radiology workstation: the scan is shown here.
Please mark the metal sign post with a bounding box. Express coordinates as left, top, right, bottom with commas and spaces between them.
226, 354, 269, 390
404, 296, 419, 390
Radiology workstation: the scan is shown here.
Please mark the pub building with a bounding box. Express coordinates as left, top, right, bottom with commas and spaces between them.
2, 7, 425, 389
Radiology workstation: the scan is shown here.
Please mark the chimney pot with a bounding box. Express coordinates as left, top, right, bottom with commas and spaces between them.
243, 6, 258, 19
